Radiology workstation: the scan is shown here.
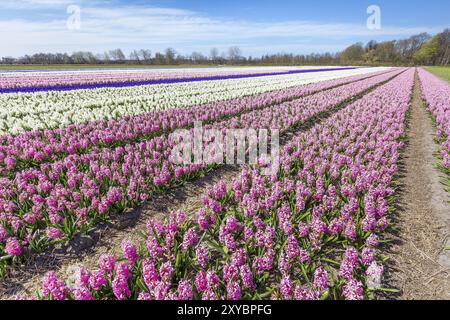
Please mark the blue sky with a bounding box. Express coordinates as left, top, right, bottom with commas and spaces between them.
0, 0, 448, 57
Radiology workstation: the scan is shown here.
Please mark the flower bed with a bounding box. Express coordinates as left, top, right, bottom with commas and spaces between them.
0, 68, 404, 276
33, 69, 415, 300
0, 68, 390, 136
417, 68, 450, 191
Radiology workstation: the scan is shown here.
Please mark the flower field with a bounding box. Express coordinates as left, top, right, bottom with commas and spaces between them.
0, 67, 385, 135
0, 66, 449, 300
417, 68, 450, 189
0, 66, 358, 93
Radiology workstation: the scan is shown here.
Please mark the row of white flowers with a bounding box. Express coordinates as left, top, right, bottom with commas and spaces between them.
0, 67, 389, 136
0, 66, 325, 77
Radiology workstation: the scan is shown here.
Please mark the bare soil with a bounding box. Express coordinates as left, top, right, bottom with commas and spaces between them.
383, 73, 450, 300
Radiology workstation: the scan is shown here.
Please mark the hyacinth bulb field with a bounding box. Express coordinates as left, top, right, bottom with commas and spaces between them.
0, 65, 449, 301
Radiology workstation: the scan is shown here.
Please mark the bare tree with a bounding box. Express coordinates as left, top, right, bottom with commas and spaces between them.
109, 49, 126, 62
191, 51, 206, 64
154, 52, 165, 65
165, 48, 177, 64
437, 29, 450, 65
129, 50, 141, 64
210, 48, 219, 63
139, 49, 152, 64
228, 46, 242, 63
103, 51, 111, 63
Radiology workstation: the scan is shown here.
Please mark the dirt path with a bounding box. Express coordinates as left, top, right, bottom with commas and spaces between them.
384, 72, 450, 300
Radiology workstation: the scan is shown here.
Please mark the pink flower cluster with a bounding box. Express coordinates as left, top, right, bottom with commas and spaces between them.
34, 68, 414, 300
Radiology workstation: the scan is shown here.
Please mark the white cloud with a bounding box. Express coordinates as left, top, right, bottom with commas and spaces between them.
0, 0, 75, 9
0, 2, 445, 56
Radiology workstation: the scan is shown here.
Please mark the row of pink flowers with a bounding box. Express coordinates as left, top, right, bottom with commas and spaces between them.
417, 68, 450, 171
0, 68, 298, 89
0, 69, 404, 269
0, 69, 396, 175
33, 68, 415, 300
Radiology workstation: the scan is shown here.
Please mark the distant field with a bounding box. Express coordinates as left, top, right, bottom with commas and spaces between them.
0, 64, 235, 70
426, 66, 450, 82
0, 64, 348, 71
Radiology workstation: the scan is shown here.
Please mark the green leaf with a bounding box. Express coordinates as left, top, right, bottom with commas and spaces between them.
369, 287, 400, 293
259, 291, 273, 299
175, 251, 182, 269
0, 255, 12, 262
321, 257, 341, 266
320, 290, 330, 300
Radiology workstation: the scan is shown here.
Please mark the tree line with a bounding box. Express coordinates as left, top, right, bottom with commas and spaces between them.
1, 29, 448, 66
340, 29, 449, 66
